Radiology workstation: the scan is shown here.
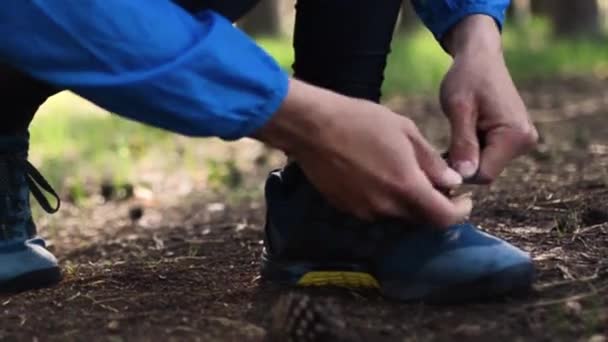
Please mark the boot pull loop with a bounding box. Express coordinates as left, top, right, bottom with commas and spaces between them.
24, 161, 60, 214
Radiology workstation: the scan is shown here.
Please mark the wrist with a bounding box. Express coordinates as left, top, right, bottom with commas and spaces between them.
252, 78, 337, 156
443, 14, 503, 58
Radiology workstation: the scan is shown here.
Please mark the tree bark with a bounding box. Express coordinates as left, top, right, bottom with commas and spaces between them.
530, 0, 553, 17
551, 0, 601, 37
509, 0, 531, 26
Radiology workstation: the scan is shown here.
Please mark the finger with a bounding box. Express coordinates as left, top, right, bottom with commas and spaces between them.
398, 170, 473, 229
442, 96, 480, 179
477, 128, 536, 183
407, 128, 463, 190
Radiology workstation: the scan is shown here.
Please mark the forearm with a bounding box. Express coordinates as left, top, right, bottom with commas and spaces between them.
0, 0, 288, 140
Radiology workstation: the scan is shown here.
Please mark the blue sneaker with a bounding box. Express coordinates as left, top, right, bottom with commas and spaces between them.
0, 135, 61, 293
261, 164, 535, 302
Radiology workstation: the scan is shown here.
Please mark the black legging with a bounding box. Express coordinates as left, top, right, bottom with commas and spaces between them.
294, 0, 402, 102
0, 0, 402, 135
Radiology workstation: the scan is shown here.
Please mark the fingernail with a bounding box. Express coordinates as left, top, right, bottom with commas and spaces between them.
454, 161, 477, 179
442, 168, 463, 187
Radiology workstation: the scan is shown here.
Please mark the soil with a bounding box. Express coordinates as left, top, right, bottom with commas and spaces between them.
1, 76, 608, 342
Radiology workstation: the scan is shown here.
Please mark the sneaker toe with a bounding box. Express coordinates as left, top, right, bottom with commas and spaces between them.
378, 224, 535, 302
0, 239, 61, 292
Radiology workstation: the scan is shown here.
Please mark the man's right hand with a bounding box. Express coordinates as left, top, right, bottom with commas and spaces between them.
254, 79, 472, 228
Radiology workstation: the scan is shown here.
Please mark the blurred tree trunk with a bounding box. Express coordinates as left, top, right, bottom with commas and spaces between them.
399, 1, 419, 32
551, 0, 601, 37
239, 0, 281, 37
509, 0, 531, 26
599, 0, 608, 33
530, 0, 553, 17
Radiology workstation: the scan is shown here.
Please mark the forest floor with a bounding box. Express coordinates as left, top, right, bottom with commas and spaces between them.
1, 76, 608, 341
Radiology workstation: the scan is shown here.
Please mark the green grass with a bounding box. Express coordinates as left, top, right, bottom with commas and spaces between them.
27, 20, 608, 198
30, 96, 183, 194
503, 21, 608, 81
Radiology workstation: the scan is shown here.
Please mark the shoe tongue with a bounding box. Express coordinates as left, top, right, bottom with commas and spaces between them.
0, 134, 28, 153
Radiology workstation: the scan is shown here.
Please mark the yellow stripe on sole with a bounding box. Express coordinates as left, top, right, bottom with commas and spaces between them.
297, 271, 380, 288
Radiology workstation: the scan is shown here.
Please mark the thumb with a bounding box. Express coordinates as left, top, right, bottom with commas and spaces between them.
407, 126, 463, 190
443, 96, 480, 179
477, 127, 535, 183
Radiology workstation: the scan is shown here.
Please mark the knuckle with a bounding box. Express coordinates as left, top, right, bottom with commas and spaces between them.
400, 117, 417, 132
443, 94, 472, 117
514, 126, 539, 150
452, 136, 478, 149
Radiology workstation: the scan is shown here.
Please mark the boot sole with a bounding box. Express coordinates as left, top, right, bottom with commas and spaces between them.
261, 254, 534, 303
0, 267, 62, 293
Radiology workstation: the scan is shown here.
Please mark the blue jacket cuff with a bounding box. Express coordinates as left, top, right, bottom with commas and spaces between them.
413, 1, 509, 41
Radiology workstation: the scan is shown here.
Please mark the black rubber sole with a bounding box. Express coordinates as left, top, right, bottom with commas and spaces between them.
262, 253, 536, 304
383, 263, 537, 304
0, 267, 62, 293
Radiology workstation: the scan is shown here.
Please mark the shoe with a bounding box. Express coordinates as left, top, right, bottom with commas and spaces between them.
0, 135, 61, 293
261, 163, 535, 302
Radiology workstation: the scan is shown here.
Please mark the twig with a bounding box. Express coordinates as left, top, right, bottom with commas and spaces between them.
535, 273, 600, 290
556, 264, 576, 280
534, 197, 581, 206
573, 223, 607, 238
83, 294, 120, 313
529, 206, 569, 213
522, 283, 608, 309
168, 256, 208, 262
94, 292, 165, 305
66, 291, 82, 302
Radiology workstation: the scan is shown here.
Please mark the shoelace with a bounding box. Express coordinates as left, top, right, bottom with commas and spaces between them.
23, 160, 60, 214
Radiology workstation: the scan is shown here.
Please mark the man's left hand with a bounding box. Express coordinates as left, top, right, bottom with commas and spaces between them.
440, 15, 538, 183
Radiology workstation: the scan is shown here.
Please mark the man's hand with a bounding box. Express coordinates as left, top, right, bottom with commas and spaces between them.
254, 78, 471, 228
441, 15, 538, 183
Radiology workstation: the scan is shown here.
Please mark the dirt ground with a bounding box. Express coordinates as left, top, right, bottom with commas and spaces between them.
1, 76, 608, 342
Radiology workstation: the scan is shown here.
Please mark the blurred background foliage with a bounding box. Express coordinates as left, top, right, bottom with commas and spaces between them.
29, 0, 608, 204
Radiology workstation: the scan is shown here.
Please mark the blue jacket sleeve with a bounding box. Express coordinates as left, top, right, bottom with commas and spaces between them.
411, 0, 511, 40
0, 0, 289, 140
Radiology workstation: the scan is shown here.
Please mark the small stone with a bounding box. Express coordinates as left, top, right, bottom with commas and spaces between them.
207, 202, 226, 213
453, 324, 482, 337
564, 300, 582, 316
128, 206, 144, 222
100, 181, 115, 201
107, 320, 120, 331
588, 334, 606, 342
133, 186, 154, 201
